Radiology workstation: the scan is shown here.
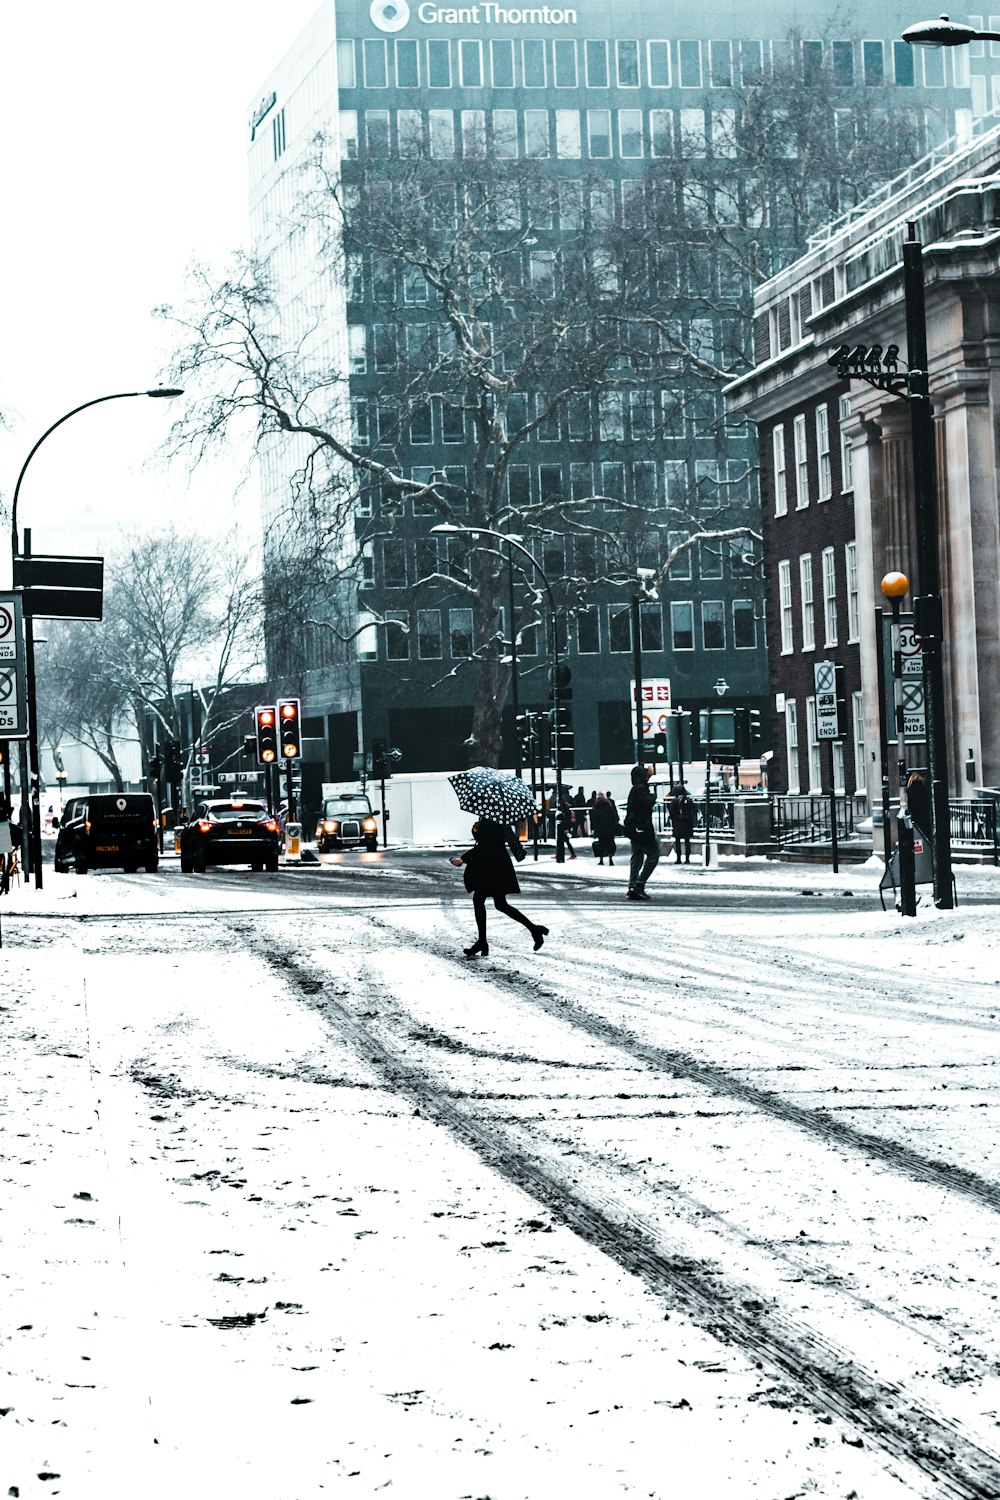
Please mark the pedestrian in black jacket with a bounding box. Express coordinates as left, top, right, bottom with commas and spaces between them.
624, 764, 660, 900
667, 785, 696, 864
905, 771, 932, 841
451, 819, 548, 957
590, 793, 621, 865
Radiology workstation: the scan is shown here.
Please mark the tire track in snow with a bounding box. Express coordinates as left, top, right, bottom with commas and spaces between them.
234, 923, 1000, 1500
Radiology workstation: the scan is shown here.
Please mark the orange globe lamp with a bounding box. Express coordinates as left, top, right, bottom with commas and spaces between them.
881, 571, 909, 599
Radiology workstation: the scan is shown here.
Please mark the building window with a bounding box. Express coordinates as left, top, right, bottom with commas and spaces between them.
459, 39, 483, 86
577, 608, 600, 654
570, 461, 592, 501
609, 602, 632, 652
699, 539, 723, 579
382, 540, 407, 589
449, 608, 474, 658
555, 110, 581, 157
778, 559, 794, 654
678, 39, 702, 87
862, 39, 884, 84
839, 394, 853, 491
525, 110, 549, 157
671, 600, 694, 650
336, 39, 357, 87
490, 38, 514, 85
429, 110, 455, 157
522, 39, 546, 86
585, 39, 609, 86
832, 39, 853, 83
396, 38, 419, 86
492, 109, 518, 157
852, 692, 866, 792
339, 110, 358, 159
648, 40, 671, 85
822, 547, 838, 645
461, 109, 486, 156
348, 325, 367, 375
554, 38, 577, 85
619, 109, 643, 157
816, 404, 832, 501
385, 614, 409, 661
785, 700, 800, 792
363, 39, 388, 87
650, 108, 673, 156
373, 324, 396, 371
833, 740, 846, 793
845, 541, 860, 642
587, 108, 612, 158
427, 39, 451, 87
617, 39, 640, 85
806, 697, 822, 790
417, 609, 443, 659
799, 554, 815, 650
640, 602, 663, 650
733, 599, 756, 649
702, 600, 725, 650
773, 424, 787, 515
893, 38, 915, 85
410, 404, 432, 444
598, 392, 624, 441
793, 413, 809, 507
709, 39, 733, 85
366, 110, 390, 156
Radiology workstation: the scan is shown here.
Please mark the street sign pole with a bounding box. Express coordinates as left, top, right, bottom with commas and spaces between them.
827, 740, 840, 875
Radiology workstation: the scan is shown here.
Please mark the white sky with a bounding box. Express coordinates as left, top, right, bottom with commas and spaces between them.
0, 0, 322, 579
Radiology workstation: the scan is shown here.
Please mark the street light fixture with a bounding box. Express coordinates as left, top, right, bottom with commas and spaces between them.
431, 521, 568, 857
902, 13, 1000, 45
10, 386, 183, 888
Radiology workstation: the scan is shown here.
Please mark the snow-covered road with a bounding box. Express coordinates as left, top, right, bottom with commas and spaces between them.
3, 856, 1000, 1498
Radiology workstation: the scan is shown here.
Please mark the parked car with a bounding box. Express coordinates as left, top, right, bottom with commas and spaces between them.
179, 798, 281, 873
315, 793, 379, 852
54, 793, 159, 875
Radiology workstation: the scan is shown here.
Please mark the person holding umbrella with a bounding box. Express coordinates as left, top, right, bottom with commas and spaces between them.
448, 766, 549, 957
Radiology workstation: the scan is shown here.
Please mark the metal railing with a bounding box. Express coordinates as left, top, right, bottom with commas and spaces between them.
772, 794, 867, 849
949, 799, 1000, 863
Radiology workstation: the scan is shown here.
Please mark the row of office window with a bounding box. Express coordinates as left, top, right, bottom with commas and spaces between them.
777, 543, 859, 655
772, 396, 853, 514
350, 385, 741, 453
784, 692, 866, 795
336, 35, 965, 95
369, 528, 756, 588
356, 458, 753, 521
342, 104, 743, 161
361, 597, 757, 662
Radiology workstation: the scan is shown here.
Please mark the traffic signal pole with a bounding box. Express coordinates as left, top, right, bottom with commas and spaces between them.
632, 595, 644, 769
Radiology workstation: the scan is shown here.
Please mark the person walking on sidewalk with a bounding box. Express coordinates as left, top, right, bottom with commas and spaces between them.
555, 793, 578, 861
590, 792, 621, 866
667, 784, 696, 864
624, 764, 660, 901
451, 819, 548, 957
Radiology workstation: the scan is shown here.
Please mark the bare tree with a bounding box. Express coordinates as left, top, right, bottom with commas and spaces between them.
36, 527, 262, 802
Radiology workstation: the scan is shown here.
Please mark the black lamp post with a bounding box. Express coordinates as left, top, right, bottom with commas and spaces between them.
10, 388, 183, 888
902, 14, 1000, 46
432, 522, 567, 858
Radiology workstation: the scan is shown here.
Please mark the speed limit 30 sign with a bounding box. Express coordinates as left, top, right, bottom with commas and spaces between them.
0, 593, 28, 738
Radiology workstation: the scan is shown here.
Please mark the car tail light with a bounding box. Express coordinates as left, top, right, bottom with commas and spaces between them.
85, 820, 91, 831
262, 819, 279, 834
198, 820, 212, 833
362, 818, 377, 832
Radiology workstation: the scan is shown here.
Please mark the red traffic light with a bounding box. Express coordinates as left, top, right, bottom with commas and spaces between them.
255, 705, 279, 765
276, 698, 301, 759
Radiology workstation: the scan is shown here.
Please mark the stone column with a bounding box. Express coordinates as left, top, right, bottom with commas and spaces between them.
842, 398, 887, 810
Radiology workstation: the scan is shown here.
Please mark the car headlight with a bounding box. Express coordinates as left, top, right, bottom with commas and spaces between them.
323, 820, 338, 832
362, 818, 377, 832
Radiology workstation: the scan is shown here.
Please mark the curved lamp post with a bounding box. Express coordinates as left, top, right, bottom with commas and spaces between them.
11, 387, 183, 888
431, 522, 567, 858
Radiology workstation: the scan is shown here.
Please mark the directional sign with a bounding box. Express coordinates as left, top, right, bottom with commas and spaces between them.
0, 594, 28, 738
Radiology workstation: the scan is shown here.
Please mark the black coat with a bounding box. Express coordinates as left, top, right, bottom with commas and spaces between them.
668, 794, 696, 836
590, 799, 621, 855
625, 783, 658, 849
461, 818, 521, 896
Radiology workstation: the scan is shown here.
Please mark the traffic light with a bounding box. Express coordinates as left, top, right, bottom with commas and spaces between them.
665, 710, 693, 764
737, 708, 765, 757
548, 662, 572, 703
653, 731, 668, 760
550, 706, 574, 769
255, 706, 278, 765
148, 752, 161, 779
164, 739, 182, 781
277, 698, 301, 759
372, 737, 389, 777
242, 734, 256, 759
698, 709, 736, 753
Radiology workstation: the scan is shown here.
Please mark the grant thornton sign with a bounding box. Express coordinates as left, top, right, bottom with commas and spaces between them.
370, 0, 578, 28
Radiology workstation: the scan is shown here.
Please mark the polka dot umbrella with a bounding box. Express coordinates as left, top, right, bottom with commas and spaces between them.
448, 766, 536, 826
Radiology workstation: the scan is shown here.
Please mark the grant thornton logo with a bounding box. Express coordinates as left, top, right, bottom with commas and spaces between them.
370, 0, 411, 29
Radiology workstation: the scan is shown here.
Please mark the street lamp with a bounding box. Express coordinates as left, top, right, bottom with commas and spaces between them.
10, 387, 183, 888
902, 13, 1000, 45
431, 522, 568, 857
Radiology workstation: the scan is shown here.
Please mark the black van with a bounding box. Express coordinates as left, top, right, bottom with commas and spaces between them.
54, 793, 159, 874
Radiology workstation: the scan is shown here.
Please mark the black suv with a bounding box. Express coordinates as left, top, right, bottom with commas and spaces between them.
315, 793, 379, 852
54, 793, 159, 874
180, 799, 281, 873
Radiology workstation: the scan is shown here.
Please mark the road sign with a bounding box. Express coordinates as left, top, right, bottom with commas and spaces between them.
13, 554, 104, 620
0, 593, 28, 738
631, 678, 671, 711
898, 622, 926, 739
814, 660, 841, 740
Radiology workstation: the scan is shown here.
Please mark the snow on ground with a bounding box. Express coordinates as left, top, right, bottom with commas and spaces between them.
3, 857, 1000, 1497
